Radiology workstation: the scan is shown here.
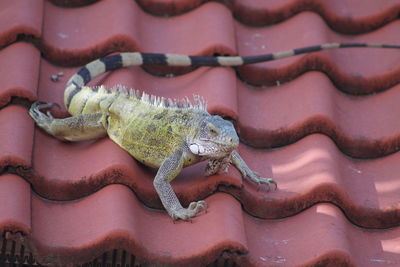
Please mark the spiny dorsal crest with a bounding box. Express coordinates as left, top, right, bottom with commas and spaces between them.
110, 85, 208, 111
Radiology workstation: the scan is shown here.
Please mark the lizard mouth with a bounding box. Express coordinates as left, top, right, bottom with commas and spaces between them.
199, 137, 238, 147
190, 139, 237, 156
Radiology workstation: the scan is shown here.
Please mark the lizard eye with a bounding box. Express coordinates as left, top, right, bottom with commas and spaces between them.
208, 124, 219, 135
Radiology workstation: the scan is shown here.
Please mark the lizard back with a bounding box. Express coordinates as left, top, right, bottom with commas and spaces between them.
68, 84, 209, 168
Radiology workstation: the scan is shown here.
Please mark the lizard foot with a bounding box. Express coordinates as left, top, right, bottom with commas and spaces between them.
29, 101, 57, 127
171, 200, 208, 221
246, 170, 277, 191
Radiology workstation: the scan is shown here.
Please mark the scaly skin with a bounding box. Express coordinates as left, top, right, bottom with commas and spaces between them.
30, 85, 277, 221
30, 42, 399, 220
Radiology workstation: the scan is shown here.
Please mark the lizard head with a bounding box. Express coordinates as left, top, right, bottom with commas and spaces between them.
188, 115, 239, 158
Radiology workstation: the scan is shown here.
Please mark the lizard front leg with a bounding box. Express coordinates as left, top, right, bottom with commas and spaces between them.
154, 149, 207, 221
231, 151, 277, 191
29, 101, 107, 142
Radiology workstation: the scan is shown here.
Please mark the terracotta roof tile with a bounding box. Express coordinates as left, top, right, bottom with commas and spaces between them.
0, 175, 31, 234
0, 0, 42, 47
238, 72, 400, 157
2, 178, 399, 266
41, 0, 237, 66
136, 0, 400, 33
0, 43, 40, 106
244, 203, 400, 266
32, 190, 247, 266
0, 0, 399, 266
0, 105, 34, 171
236, 15, 400, 92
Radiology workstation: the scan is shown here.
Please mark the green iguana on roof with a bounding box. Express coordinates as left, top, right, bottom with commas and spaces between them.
30, 43, 400, 221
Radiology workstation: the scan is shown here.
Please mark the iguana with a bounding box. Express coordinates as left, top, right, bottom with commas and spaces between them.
29, 42, 400, 221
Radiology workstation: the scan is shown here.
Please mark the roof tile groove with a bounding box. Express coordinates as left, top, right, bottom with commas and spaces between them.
23, 130, 400, 228
0, 175, 31, 235
0, 43, 40, 107
2, 181, 399, 266
235, 15, 400, 92
0, 0, 43, 48
37, 60, 239, 120
34, 62, 400, 158
47, 0, 400, 34
32, 188, 248, 266
0, 55, 398, 228
238, 72, 400, 158
0, 0, 399, 265
0, 1, 398, 94
40, 0, 237, 67
244, 203, 400, 266
0, 105, 34, 173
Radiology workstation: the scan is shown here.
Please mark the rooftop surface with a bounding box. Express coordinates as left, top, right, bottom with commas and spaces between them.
1, 0, 400, 266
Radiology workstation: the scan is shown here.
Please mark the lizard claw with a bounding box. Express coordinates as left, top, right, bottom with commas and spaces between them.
29, 101, 57, 131
246, 170, 277, 191
171, 200, 208, 221
31, 101, 59, 111
231, 152, 277, 192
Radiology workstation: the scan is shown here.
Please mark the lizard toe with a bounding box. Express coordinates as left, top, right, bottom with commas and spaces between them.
29, 101, 57, 131
247, 171, 277, 191
188, 200, 208, 213
171, 201, 208, 221
258, 177, 278, 191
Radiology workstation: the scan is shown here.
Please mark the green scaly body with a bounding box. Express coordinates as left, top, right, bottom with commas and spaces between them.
67, 85, 207, 170
30, 42, 400, 220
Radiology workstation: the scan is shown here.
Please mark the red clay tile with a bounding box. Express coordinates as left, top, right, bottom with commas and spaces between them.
1, 0, 400, 265
38, 59, 239, 119
0, 175, 31, 234
228, 135, 400, 228
237, 71, 400, 158
3, 188, 399, 266
0, 0, 42, 47
29, 38, 400, 230
244, 203, 400, 266
236, 13, 400, 92
0, 105, 34, 172
30, 130, 400, 228
37, 2, 400, 91
232, 0, 400, 32
0, 43, 40, 106
135, 0, 400, 34
31, 188, 247, 266
31, 127, 242, 207
41, 0, 236, 67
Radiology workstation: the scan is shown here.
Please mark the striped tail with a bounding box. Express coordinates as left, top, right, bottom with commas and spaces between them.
65, 42, 400, 109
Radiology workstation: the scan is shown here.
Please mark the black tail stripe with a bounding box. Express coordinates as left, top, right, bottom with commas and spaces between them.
141, 53, 167, 65
100, 54, 123, 72
189, 56, 219, 66
77, 67, 91, 84
242, 54, 274, 64
294, 45, 323, 55
382, 44, 400, 48
339, 43, 368, 48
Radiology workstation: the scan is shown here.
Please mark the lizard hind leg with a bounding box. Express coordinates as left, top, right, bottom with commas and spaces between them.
29, 101, 107, 142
